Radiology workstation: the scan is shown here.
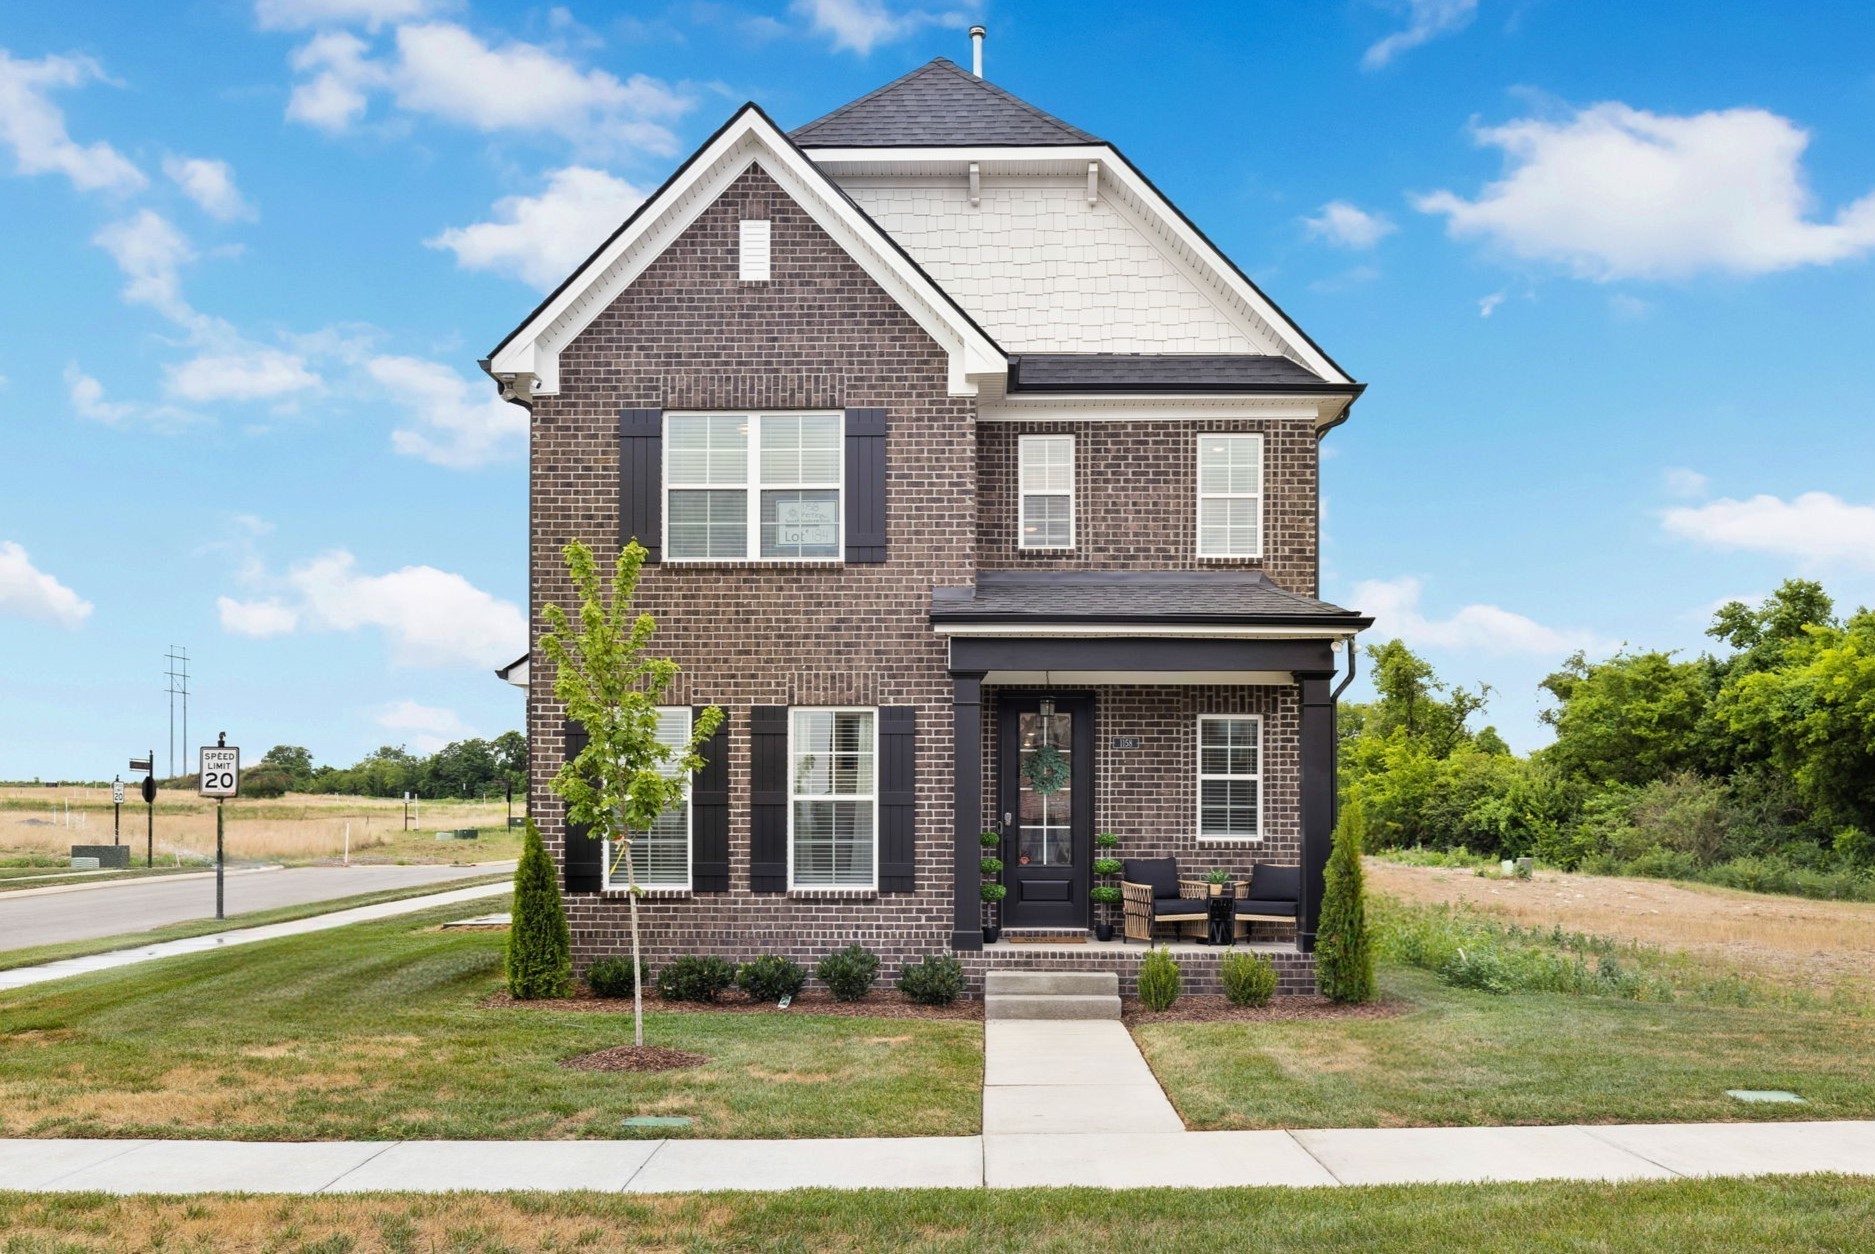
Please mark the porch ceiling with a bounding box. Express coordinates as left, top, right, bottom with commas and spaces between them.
947, 633, 1341, 677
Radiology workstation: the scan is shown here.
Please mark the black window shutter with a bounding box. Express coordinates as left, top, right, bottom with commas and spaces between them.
749, 706, 789, 892
690, 707, 730, 893
844, 407, 886, 563
878, 706, 916, 892
620, 408, 663, 563
561, 720, 603, 893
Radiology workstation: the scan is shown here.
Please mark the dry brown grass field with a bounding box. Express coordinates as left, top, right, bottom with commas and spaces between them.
0, 785, 523, 866
1370, 858, 1875, 996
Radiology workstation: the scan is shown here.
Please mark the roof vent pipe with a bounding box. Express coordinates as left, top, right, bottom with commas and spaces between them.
970, 25, 985, 78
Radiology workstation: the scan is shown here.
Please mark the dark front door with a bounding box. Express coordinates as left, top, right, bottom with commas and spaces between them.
998, 695, 1094, 929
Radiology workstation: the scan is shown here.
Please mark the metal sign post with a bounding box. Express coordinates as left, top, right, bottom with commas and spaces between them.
130, 753, 154, 868
199, 734, 240, 920
112, 776, 124, 846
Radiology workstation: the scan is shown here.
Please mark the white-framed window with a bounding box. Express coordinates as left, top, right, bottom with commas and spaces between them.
602, 706, 693, 890
1018, 434, 1075, 549
1196, 433, 1263, 558
738, 218, 771, 281
788, 707, 877, 889
665, 413, 843, 561
1197, 714, 1261, 842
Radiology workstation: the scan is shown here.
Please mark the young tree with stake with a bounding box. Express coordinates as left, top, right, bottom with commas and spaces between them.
540, 539, 724, 1047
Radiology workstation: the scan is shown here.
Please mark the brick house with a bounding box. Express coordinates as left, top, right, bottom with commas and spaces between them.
485, 55, 1370, 993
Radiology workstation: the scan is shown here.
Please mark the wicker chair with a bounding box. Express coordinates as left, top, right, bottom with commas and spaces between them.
1119, 857, 1210, 943
1232, 863, 1301, 941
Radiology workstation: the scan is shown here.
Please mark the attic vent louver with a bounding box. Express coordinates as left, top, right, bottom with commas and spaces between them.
739, 218, 771, 281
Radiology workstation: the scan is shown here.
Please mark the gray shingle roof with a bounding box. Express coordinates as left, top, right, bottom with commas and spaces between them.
792, 58, 1101, 148
930, 571, 1370, 627
1008, 354, 1355, 394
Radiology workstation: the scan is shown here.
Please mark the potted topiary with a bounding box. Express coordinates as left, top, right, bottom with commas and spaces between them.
1091, 831, 1122, 941
980, 831, 1004, 943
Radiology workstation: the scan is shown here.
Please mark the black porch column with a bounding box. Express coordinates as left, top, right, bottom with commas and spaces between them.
951, 671, 986, 952
1296, 670, 1336, 953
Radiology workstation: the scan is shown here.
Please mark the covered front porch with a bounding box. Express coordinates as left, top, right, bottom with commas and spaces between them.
933, 570, 1370, 957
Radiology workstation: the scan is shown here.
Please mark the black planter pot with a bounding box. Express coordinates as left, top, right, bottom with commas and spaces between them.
1095, 923, 1115, 943
983, 925, 1001, 944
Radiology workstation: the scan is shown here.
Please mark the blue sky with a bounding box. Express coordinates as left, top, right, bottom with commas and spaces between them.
4, 0, 1873, 779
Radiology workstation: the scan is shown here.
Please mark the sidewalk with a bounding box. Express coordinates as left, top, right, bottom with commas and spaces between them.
2, 1121, 1871, 1194
0, 880, 511, 992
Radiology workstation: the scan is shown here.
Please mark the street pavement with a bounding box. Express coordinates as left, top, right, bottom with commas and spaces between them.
0, 862, 514, 951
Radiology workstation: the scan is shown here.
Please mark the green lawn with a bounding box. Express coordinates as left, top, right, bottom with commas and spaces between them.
1137, 965, 1875, 1130
0, 874, 513, 972
0, 902, 981, 1142
0, 1177, 1872, 1252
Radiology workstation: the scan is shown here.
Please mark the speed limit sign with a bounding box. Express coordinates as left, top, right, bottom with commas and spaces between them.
199, 745, 241, 797
112, 780, 125, 805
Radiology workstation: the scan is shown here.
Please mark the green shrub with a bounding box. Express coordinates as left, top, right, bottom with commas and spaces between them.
1317, 795, 1376, 1004
656, 955, 736, 1002
506, 820, 572, 1000
980, 857, 1004, 876
1220, 951, 1277, 1006
584, 955, 650, 998
896, 954, 966, 1006
1137, 946, 1181, 1011
816, 944, 880, 1001
1092, 857, 1122, 877
736, 954, 807, 1001
240, 766, 294, 799
1089, 885, 1122, 905
979, 882, 1006, 903
1440, 947, 1514, 994
1095, 831, 1120, 849
980, 830, 1001, 848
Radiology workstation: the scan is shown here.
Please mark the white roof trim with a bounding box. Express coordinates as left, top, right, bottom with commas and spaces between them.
488, 108, 1005, 399
810, 145, 1354, 387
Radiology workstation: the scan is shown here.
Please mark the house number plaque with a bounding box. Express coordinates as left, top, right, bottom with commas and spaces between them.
1110, 736, 1142, 749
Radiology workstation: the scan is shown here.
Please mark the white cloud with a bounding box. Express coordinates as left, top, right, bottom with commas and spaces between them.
1303, 200, 1397, 249
0, 49, 145, 194
164, 347, 320, 403
427, 165, 644, 289
368, 354, 526, 469
217, 595, 300, 637
0, 541, 92, 629
791, 0, 973, 55
1415, 102, 1875, 280
92, 209, 197, 325
64, 364, 136, 424
1477, 290, 1506, 317
1363, 0, 1477, 70
163, 156, 255, 222
1352, 576, 1599, 656
255, 0, 443, 30
285, 21, 690, 152
376, 700, 471, 753
1662, 467, 1709, 499
1607, 293, 1651, 320
289, 550, 525, 666
1662, 491, 1875, 571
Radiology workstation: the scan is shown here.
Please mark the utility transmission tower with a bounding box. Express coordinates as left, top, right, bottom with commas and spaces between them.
165, 645, 190, 778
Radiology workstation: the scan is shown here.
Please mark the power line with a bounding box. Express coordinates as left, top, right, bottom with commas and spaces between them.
165, 645, 190, 778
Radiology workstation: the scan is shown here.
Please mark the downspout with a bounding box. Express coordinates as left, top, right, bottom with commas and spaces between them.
1331, 634, 1359, 701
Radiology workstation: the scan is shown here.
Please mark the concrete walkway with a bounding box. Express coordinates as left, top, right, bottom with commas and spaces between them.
982, 1020, 1182, 1136
2, 1121, 1871, 1193
0, 880, 512, 992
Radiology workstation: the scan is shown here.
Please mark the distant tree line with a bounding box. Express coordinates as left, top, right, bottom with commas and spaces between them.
1343, 580, 1875, 901
226, 733, 527, 800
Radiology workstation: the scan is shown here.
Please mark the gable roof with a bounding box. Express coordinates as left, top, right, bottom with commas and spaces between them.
485, 103, 1005, 399
792, 58, 1100, 148
1008, 354, 1362, 395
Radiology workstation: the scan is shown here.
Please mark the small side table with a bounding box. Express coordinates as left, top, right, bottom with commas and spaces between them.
1205, 886, 1235, 946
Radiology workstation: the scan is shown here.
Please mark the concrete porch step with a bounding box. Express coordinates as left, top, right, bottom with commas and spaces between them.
984, 970, 1119, 998
984, 993, 1122, 1021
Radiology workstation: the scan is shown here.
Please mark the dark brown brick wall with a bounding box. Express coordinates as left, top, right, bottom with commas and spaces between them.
528, 163, 973, 978
976, 419, 1320, 596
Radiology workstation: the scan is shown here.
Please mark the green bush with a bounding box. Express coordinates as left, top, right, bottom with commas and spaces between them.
1317, 795, 1376, 1004
816, 944, 880, 1001
896, 954, 966, 1006
1089, 884, 1122, 905
980, 830, 1001, 848
980, 857, 1004, 876
1093, 857, 1122, 876
240, 766, 294, 799
584, 955, 650, 998
979, 882, 1006, 903
1095, 831, 1120, 849
506, 821, 572, 1000
1220, 951, 1277, 1006
656, 955, 737, 1002
1137, 946, 1181, 1011
736, 954, 807, 1001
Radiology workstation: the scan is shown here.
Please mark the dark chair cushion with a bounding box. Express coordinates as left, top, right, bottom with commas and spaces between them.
1153, 896, 1210, 918
1123, 858, 1181, 900
1247, 863, 1300, 902
1234, 899, 1298, 918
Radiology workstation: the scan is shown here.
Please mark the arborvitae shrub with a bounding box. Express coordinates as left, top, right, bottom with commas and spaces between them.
1137, 946, 1181, 1011
1221, 950, 1277, 1006
506, 821, 572, 999
1317, 794, 1377, 1004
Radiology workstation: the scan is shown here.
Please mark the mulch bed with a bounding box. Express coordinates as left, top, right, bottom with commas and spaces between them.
484, 987, 983, 1021
559, 1045, 710, 1072
1122, 994, 1407, 1025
